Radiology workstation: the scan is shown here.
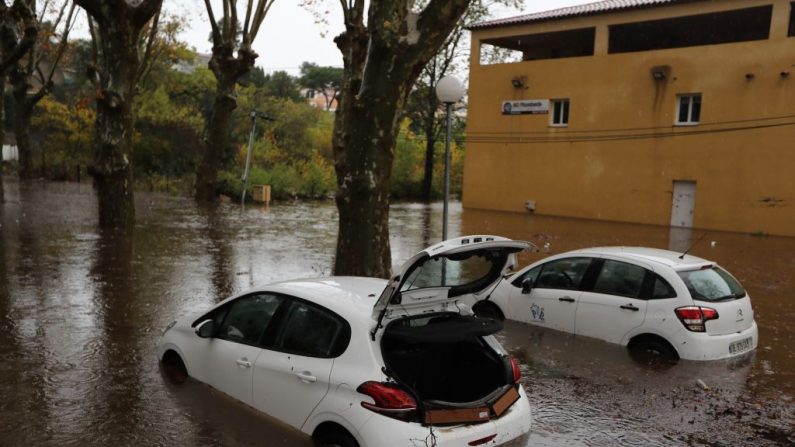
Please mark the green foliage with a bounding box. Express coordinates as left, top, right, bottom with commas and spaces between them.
27, 31, 465, 203
259, 70, 303, 101
391, 120, 464, 200
30, 96, 94, 180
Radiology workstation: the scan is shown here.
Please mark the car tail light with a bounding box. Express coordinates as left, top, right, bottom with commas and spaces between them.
357, 381, 417, 421
510, 357, 521, 383
675, 306, 719, 332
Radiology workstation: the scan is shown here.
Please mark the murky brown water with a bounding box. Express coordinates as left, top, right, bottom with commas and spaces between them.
0, 181, 792, 446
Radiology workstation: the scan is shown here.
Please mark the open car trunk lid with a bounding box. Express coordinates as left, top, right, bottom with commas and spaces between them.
372, 235, 530, 325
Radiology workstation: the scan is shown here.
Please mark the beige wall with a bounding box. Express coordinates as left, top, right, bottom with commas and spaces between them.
464, 0, 795, 236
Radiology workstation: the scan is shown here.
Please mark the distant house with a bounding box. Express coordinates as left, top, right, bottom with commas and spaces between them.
464, 0, 795, 237
173, 53, 212, 74
301, 88, 338, 112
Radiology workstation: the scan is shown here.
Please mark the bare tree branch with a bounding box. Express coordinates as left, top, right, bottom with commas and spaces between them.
135, 2, 161, 84
203, 0, 221, 46
241, 0, 254, 45
249, 0, 275, 41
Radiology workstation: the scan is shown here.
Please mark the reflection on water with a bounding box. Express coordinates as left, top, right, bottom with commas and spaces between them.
0, 182, 792, 446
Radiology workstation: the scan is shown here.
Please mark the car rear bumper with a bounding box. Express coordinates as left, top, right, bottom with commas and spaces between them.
675, 321, 758, 361
355, 386, 532, 447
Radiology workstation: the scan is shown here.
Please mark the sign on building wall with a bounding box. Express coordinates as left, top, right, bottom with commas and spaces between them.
501, 99, 549, 115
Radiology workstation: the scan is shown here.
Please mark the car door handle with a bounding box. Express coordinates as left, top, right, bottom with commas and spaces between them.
235, 358, 252, 368
295, 371, 317, 383
620, 304, 639, 311
558, 296, 575, 303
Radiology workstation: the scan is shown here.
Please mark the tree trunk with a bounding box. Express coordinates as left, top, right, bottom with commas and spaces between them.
89, 22, 140, 229
195, 75, 237, 202
421, 123, 436, 201
12, 85, 34, 179
332, 1, 471, 277
333, 41, 414, 277
0, 76, 5, 202
76, 0, 162, 229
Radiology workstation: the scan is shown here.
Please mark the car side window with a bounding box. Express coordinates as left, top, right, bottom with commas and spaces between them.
535, 257, 592, 290
651, 274, 677, 299
217, 293, 283, 345
591, 260, 646, 298
511, 265, 541, 288
275, 301, 350, 358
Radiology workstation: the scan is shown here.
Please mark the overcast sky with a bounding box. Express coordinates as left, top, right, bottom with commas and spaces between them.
173, 0, 595, 75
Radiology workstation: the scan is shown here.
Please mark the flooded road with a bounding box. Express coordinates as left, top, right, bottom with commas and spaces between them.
0, 181, 792, 446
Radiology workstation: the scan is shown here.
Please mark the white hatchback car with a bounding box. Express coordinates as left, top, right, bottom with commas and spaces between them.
158, 236, 532, 447
470, 247, 758, 361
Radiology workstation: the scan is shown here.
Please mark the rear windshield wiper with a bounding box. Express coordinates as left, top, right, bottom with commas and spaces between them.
713, 292, 746, 301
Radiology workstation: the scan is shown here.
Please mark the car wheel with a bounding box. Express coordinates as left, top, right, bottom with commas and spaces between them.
313, 428, 359, 447
161, 351, 188, 384
628, 337, 678, 368
473, 302, 505, 321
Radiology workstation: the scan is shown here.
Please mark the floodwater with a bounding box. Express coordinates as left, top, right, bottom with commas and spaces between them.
0, 181, 792, 446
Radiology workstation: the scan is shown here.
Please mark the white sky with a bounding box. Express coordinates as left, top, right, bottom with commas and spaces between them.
173, 0, 595, 75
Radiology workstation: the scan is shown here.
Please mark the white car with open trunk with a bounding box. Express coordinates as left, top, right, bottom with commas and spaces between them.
158, 235, 532, 447
470, 247, 757, 361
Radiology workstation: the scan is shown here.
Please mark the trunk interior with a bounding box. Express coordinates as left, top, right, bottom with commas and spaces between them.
381, 314, 511, 405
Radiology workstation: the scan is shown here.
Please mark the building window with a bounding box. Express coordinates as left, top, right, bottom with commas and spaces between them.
789, 2, 795, 37
676, 94, 701, 125
550, 99, 569, 127
609, 6, 772, 53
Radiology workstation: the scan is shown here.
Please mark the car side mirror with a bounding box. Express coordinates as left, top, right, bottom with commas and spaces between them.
195, 319, 215, 338
521, 278, 534, 295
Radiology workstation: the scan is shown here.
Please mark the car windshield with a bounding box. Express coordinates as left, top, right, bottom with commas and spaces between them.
677, 266, 746, 302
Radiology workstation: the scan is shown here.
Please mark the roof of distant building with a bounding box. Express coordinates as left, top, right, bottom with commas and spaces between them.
470, 0, 699, 29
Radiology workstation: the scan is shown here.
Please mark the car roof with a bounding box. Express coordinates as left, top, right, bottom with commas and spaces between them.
562, 246, 714, 270
264, 276, 388, 321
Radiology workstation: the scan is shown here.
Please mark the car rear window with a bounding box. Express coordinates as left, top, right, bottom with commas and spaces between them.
677, 266, 746, 302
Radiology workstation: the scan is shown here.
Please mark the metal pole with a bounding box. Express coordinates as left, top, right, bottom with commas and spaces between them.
241, 111, 257, 206
443, 102, 452, 241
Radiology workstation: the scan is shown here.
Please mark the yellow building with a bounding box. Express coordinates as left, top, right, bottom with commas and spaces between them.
464, 0, 795, 237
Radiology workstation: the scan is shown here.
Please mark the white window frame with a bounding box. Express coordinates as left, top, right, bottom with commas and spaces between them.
550, 98, 570, 127
675, 93, 702, 126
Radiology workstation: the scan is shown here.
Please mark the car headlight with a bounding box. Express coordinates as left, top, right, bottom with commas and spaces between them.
161, 320, 177, 337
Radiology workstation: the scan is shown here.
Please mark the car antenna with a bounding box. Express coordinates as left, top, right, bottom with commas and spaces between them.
679, 232, 708, 259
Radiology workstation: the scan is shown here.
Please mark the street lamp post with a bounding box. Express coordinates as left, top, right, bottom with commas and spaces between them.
435, 76, 465, 241
241, 111, 274, 206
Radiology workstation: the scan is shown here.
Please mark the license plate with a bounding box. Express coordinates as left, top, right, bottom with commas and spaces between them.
729, 337, 752, 354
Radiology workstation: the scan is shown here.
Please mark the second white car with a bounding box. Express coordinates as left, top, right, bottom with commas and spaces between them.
470, 247, 758, 361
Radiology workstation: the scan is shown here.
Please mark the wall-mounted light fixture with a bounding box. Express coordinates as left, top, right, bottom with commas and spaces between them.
511, 76, 526, 89
650, 65, 671, 81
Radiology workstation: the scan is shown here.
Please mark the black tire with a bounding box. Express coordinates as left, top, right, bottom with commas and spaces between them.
313, 428, 359, 447
628, 337, 678, 368
473, 302, 505, 321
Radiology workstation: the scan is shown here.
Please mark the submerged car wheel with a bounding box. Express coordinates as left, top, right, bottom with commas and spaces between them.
628, 336, 679, 368
313, 424, 359, 447
161, 350, 188, 384
473, 302, 505, 321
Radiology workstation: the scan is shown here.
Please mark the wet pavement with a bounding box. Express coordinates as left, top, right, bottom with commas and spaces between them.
0, 181, 792, 446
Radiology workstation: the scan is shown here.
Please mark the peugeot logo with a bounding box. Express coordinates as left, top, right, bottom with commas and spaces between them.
737, 309, 743, 317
